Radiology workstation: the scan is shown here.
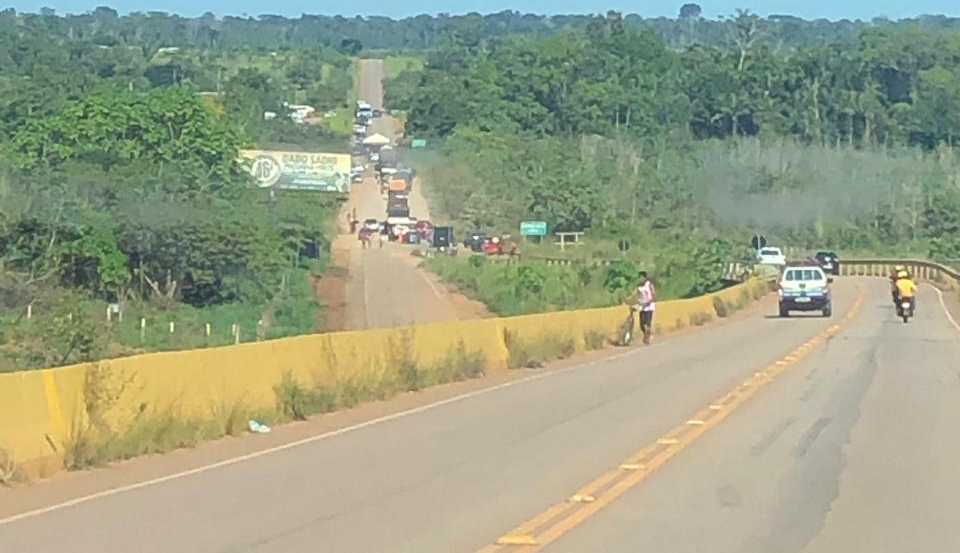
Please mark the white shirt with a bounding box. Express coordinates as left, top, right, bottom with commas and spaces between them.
637, 282, 656, 312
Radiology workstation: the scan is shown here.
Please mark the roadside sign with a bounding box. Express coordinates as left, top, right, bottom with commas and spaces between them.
751, 234, 767, 250
411, 139, 427, 148
618, 240, 630, 252
520, 221, 548, 236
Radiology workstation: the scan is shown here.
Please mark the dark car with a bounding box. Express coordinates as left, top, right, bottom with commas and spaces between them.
463, 232, 487, 252
812, 250, 840, 275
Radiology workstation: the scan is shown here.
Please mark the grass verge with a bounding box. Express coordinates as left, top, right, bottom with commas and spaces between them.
503, 329, 577, 369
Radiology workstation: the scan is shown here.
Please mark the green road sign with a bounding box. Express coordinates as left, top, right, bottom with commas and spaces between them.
520, 221, 547, 236
411, 139, 427, 148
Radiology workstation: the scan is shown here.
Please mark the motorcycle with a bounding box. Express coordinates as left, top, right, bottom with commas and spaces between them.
896, 296, 915, 323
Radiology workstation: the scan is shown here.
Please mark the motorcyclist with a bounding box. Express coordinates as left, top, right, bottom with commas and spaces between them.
890, 265, 905, 305
895, 270, 918, 312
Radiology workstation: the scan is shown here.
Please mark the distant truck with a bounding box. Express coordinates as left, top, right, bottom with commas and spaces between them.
356, 101, 373, 120
387, 204, 411, 218
378, 147, 398, 169
388, 178, 409, 193
387, 192, 410, 218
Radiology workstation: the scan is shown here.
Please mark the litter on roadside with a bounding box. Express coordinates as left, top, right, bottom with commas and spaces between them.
248, 420, 271, 433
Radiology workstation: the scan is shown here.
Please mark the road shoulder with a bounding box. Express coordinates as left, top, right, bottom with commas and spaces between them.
0, 292, 775, 520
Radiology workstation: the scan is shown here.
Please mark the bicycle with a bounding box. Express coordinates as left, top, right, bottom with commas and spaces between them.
617, 305, 638, 346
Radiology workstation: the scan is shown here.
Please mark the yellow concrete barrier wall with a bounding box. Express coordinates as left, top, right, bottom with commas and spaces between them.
0, 278, 768, 479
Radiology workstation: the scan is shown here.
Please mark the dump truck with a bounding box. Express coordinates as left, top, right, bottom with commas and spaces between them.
388, 178, 409, 193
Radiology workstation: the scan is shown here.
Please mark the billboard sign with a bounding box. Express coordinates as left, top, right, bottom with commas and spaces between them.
240, 150, 351, 193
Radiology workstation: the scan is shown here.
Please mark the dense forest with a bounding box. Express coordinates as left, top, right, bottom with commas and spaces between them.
4, 7, 960, 51
4, 6, 960, 364
0, 10, 357, 370
389, 11, 960, 266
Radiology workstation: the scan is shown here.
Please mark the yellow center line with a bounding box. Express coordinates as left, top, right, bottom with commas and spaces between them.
479, 290, 864, 552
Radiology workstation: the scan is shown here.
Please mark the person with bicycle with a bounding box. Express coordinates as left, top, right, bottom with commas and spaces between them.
629, 271, 656, 345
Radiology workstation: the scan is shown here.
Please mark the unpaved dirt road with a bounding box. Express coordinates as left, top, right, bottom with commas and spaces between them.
324, 59, 485, 330
6, 278, 960, 553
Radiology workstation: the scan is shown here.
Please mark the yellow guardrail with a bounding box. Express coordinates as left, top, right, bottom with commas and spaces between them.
0, 278, 773, 479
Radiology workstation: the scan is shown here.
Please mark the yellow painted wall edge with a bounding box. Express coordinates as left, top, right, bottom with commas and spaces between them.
0, 278, 770, 480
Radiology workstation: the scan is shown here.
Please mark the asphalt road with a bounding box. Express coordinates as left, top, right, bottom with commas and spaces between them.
341, 59, 468, 329
4, 277, 954, 552
358, 59, 385, 111
547, 279, 960, 553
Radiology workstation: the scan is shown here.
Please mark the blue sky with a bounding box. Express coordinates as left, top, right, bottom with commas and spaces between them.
8, 0, 959, 21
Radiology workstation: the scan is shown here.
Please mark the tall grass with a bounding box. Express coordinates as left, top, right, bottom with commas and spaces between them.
59, 332, 490, 472
503, 329, 577, 369
425, 256, 622, 316
0, 268, 324, 372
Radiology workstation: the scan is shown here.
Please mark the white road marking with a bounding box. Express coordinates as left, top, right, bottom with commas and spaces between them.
0, 348, 639, 527
927, 283, 960, 334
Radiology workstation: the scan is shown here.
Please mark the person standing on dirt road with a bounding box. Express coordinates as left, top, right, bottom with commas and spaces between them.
633, 271, 656, 345
358, 227, 372, 249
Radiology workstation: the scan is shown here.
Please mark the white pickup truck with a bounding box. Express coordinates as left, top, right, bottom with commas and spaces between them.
757, 246, 787, 266
778, 264, 833, 318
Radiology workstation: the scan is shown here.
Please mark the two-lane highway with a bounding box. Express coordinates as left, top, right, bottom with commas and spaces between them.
1, 278, 958, 552
544, 280, 960, 553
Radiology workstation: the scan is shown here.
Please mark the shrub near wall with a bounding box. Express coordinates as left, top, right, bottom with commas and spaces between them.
0, 279, 770, 480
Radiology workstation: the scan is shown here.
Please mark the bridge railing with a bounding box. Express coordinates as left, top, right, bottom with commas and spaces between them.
838, 258, 960, 289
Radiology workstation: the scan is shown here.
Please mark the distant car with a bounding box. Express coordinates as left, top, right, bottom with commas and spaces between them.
812, 250, 840, 275
370, 152, 380, 162
372, 108, 382, 118
351, 173, 363, 183
463, 232, 487, 252
757, 247, 787, 266
352, 124, 366, 135
778, 265, 833, 317
363, 218, 380, 232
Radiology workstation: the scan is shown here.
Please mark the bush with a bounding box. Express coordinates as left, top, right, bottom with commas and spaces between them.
688, 311, 713, 327
584, 330, 607, 350
504, 329, 576, 369
0, 448, 21, 486
388, 330, 421, 391
603, 260, 639, 293
712, 296, 730, 318
468, 254, 487, 269
212, 398, 253, 437
429, 341, 487, 385
274, 372, 336, 421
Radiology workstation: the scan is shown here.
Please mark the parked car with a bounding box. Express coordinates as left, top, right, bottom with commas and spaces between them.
363, 218, 380, 232
463, 232, 487, 252
812, 250, 840, 275
778, 264, 833, 317
757, 246, 787, 266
